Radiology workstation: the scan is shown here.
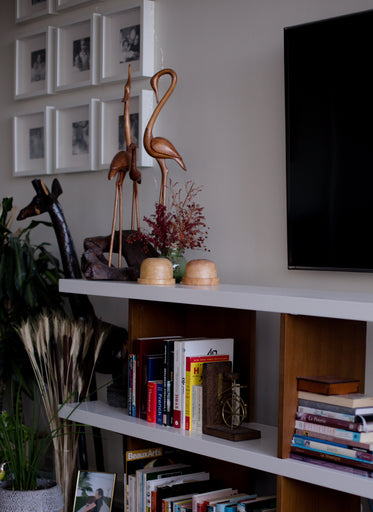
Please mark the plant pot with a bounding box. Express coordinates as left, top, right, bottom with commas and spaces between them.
0, 478, 63, 512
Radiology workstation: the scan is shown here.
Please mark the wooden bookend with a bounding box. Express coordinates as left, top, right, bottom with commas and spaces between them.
202, 361, 261, 442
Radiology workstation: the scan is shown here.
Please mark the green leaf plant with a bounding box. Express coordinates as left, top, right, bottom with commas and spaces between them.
0, 197, 64, 397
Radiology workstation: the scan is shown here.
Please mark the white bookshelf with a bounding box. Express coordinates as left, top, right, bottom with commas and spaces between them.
59, 279, 373, 503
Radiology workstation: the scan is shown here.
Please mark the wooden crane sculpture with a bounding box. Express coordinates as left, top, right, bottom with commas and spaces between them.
108, 64, 141, 267
144, 68, 187, 205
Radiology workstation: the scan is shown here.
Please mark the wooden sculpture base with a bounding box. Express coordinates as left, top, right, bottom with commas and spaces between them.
202, 361, 261, 442
81, 230, 158, 281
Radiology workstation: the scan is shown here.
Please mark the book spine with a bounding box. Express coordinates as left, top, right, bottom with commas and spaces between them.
295, 411, 364, 432
298, 398, 356, 415
290, 445, 373, 471
297, 405, 356, 423
192, 385, 203, 433
147, 382, 158, 423
163, 339, 174, 426
157, 382, 163, 425
292, 434, 373, 462
128, 354, 134, 416
294, 419, 365, 442
294, 428, 373, 451
132, 354, 136, 417
173, 341, 182, 428
289, 451, 373, 478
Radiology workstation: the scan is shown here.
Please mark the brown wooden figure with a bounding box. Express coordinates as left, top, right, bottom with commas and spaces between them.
144, 68, 186, 205
108, 64, 141, 267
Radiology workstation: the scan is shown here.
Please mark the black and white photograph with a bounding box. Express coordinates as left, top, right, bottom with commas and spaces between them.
118, 112, 139, 150
31, 48, 45, 82
119, 24, 140, 63
72, 471, 116, 512
72, 120, 89, 155
73, 36, 90, 71
29, 126, 44, 159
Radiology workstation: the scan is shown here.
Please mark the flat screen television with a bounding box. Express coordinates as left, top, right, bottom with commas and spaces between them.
284, 9, 373, 271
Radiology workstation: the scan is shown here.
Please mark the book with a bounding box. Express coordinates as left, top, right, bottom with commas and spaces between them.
158, 474, 211, 512
294, 419, 373, 442
289, 451, 373, 478
185, 354, 230, 431
297, 390, 373, 408
290, 444, 373, 471
294, 428, 373, 451
137, 463, 190, 512
135, 337, 179, 419
296, 375, 360, 395
163, 338, 175, 426
213, 494, 258, 512
236, 497, 276, 512
147, 380, 163, 423
128, 353, 135, 416
142, 354, 164, 420
192, 488, 237, 512
192, 385, 203, 434
125, 446, 165, 512
298, 404, 359, 423
157, 381, 164, 425
292, 433, 373, 462
298, 397, 373, 416
157, 479, 221, 512
295, 410, 373, 432
173, 338, 234, 429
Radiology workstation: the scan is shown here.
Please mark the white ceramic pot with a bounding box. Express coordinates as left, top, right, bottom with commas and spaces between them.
0, 479, 63, 512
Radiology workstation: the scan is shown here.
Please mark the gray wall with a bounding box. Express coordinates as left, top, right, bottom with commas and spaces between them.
2, 0, 373, 494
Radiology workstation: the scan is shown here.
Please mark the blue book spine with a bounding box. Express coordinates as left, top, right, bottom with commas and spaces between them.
132, 354, 136, 417
156, 382, 163, 425
128, 354, 134, 416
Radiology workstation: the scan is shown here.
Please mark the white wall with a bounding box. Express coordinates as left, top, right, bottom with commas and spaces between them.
2, 0, 373, 488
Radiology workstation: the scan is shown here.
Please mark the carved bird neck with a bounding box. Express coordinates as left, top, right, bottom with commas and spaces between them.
144, 68, 178, 143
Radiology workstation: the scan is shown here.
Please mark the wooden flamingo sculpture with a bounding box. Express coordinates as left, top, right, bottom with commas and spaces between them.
108, 64, 141, 266
144, 68, 186, 205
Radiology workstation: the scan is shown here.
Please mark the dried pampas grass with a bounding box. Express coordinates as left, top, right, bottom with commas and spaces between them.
17, 312, 109, 512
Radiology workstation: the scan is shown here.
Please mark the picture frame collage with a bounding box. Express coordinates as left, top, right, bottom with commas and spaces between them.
13, 0, 155, 176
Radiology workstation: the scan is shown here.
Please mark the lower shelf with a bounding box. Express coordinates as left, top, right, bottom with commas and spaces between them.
59, 400, 373, 499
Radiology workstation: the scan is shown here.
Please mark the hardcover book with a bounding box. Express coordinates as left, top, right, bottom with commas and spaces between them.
297, 375, 360, 395
294, 419, 373, 442
297, 390, 373, 408
173, 338, 234, 429
185, 354, 230, 431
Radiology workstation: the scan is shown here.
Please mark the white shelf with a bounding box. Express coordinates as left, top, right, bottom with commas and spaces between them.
59, 400, 373, 499
59, 279, 373, 322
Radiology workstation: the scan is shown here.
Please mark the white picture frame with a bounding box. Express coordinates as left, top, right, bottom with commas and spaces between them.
56, 0, 93, 11
55, 13, 99, 92
16, 0, 54, 24
100, 0, 154, 84
13, 107, 54, 177
99, 90, 153, 169
55, 99, 99, 173
15, 27, 54, 99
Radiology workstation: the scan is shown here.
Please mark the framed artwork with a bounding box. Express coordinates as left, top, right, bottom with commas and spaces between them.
99, 90, 153, 169
72, 470, 116, 512
13, 107, 54, 177
15, 27, 54, 99
16, 0, 54, 23
100, 0, 154, 83
55, 99, 99, 173
56, 0, 93, 11
56, 13, 99, 91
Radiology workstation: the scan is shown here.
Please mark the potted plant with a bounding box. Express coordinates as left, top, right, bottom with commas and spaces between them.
0, 385, 64, 512
0, 197, 64, 402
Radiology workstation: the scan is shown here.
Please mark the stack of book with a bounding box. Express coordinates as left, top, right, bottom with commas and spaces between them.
128, 336, 235, 432
125, 445, 276, 512
290, 375, 373, 477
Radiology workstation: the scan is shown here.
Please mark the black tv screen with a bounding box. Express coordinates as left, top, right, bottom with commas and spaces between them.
285, 10, 373, 271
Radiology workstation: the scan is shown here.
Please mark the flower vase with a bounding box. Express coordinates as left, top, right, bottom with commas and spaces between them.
165, 249, 187, 283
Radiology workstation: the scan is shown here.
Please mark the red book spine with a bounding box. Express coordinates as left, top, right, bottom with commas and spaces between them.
147, 382, 157, 423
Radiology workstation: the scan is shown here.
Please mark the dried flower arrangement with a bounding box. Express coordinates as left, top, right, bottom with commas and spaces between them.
141, 180, 209, 256
16, 313, 109, 512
